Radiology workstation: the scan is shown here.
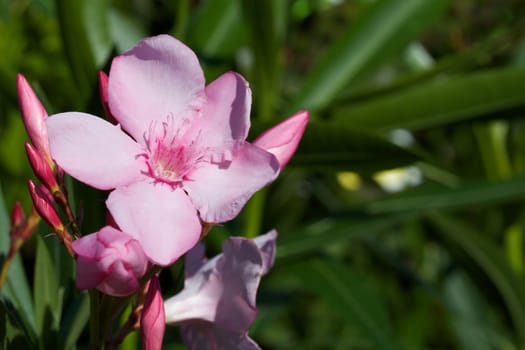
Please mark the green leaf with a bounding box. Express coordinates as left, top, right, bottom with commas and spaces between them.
33, 236, 61, 344
241, 0, 280, 120
277, 213, 414, 259
0, 298, 34, 349
187, 0, 246, 57
366, 176, 525, 214
286, 120, 419, 172
59, 292, 89, 350
333, 66, 525, 131
289, 0, 450, 113
0, 186, 36, 335
55, 0, 110, 106
428, 213, 525, 346
289, 259, 401, 350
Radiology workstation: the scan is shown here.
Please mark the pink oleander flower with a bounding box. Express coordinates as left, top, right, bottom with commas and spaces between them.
141, 275, 165, 350
45, 34, 294, 266
72, 226, 148, 297
164, 230, 277, 350
254, 110, 309, 168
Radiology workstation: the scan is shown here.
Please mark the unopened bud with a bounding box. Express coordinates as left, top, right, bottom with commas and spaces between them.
25, 143, 59, 193
17, 74, 50, 157
28, 180, 62, 231
99, 71, 116, 124
10, 202, 25, 232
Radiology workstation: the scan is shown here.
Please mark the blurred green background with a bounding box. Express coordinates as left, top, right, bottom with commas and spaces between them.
2, 0, 525, 349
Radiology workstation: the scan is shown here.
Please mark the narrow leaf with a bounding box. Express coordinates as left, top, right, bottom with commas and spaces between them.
289, 259, 401, 350
429, 213, 525, 345
33, 236, 60, 342
333, 66, 525, 131
287, 121, 419, 173
366, 176, 525, 214
0, 187, 36, 334
289, 0, 450, 113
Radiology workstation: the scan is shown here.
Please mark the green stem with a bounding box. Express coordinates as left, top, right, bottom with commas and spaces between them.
243, 188, 268, 238
0, 256, 13, 290
89, 290, 101, 350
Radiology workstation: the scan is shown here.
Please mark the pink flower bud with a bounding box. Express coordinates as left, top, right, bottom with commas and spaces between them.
25, 143, 59, 192
253, 111, 309, 168
141, 276, 165, 350
10, 202, 25, 232
72, 226, 148, 297
17, 74, 50, 156
28, 179, 62, 230
98, 71, 117, 124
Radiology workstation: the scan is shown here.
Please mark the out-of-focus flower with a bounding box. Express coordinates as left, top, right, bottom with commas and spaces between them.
72, 226, 148, 297
141, 275, 165, 350
253, 111, 309, 168
17, 74, 51, 162
164, 230, 277, 350
45, 34, 301, 266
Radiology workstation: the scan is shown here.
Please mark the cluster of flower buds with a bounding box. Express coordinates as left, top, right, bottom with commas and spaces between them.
17, 74, 76, 255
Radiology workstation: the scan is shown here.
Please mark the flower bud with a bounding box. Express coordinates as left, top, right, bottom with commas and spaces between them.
10, 202, 25, 233
253, 111, 309, 168
28, 180, 62, 231
141, 276, 165, 350
98, 71, 117, 124
17, 74, 50, 157
25, 143, 59, 192
72, 226, 148, 297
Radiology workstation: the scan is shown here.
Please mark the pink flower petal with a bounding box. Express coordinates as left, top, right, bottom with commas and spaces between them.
253, 110, 309, 168
191, 72, 251, 149
106, 181, 201, 266
252, 230, 278, 274
108, 35, 205, 141
180, 324, 261, 350
46, 112, 146, 190
184, 143, 280, 223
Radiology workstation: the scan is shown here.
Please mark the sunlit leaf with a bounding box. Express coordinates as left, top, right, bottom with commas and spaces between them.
289, 0, 450, 113
333, 66, 525, 131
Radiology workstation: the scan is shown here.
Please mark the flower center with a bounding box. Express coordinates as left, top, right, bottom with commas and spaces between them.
142, 115, 204, 186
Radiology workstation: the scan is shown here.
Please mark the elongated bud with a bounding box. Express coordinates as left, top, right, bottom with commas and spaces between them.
10, 202, 25, 232
25, 143, 59, 192
99, 71, 117, 124
28, 180, 62, 231
17, 74, 50, 156
253, 110, 309, 168
141, 276, 165, 350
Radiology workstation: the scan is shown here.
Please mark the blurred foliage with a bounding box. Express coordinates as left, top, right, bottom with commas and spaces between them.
1, 0, 525, 349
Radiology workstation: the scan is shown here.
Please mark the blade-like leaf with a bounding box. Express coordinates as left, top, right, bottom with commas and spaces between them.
0, 187, 36, 334
289, 0, 450, 113
187, 0, 246, 57
366, 176, 525, 214
333, 66, 525, 131
277, 213, 414, 259
286, 121, 419, 173
59, 292, 89, 350
0, 298, 34, 349
33, 236, 61, 343
429, 213, 525, 345
55, 0, 110, 106
289, 259, 401, 350
241, 0, 280, 120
